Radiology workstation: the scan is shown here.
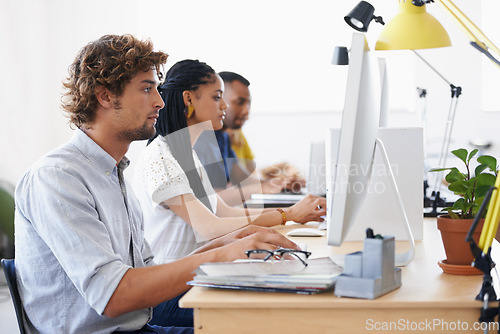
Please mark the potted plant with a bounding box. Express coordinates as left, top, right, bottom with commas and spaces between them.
430, 148, 498, 271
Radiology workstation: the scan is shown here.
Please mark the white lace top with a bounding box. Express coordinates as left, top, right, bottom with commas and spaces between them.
135, 136, 217, 264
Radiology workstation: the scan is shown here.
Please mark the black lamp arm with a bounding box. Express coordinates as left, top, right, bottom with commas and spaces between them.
470, 42, 500, 67
466, 186, 495, 264
466, 186, 494, 243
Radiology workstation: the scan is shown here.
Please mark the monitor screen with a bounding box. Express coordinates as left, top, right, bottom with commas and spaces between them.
326, 32, 381, 246
325, 33, 418, 266
306, 140, 326, 197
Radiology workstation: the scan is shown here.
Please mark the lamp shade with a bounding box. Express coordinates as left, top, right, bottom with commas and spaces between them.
375, 0, 452, 50
344, 1, 376, 33
332, 46, 349, 65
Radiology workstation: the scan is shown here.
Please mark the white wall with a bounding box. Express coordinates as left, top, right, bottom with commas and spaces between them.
245, 0, 500, 178
1, 0, 499, 187
0, 0, 140, 185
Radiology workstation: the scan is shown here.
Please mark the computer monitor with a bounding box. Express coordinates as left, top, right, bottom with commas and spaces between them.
306, 140, 326, 197
326, 32, 380, 245
326, 33, 415, 266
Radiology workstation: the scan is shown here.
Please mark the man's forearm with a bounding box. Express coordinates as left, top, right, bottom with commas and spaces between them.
103, 251, 218, 318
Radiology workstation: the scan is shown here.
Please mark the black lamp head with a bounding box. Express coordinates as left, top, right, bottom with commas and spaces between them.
344, 1, 385, 32
332, 46, 349, 65
412, 0, 434, 6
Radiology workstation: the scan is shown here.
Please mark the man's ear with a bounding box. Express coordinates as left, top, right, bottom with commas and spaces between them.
95, 85, 114, 109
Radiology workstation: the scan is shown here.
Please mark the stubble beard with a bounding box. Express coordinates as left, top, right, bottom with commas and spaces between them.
118, 123, 157, 142
230, 123, 243, 130
113, 102, 157, 142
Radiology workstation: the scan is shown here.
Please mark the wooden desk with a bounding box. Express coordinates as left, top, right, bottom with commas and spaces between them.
180, 220, 494, 334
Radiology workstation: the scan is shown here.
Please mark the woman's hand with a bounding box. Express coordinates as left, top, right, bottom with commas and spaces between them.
285, 194, 327, 224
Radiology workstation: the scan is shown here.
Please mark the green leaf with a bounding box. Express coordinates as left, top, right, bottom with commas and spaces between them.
462, 202, 476, 214
476, 173, 496, 187
475, 164, 488, 176
467, 149, 478, 163
478, 155, 498, 173
476, 184, 494, 198
450, 198, 472, 218
448, 180, 469, 194
452, 149, 468, 164
475, 196, 485, 207
429, 167, 452, 172
452, 198, 465, 209
446, 209, 461, 219
445, 168, 465, 183
473, 197, 489, 218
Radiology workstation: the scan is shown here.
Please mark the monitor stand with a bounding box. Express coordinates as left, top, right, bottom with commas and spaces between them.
375, 138, 416, 266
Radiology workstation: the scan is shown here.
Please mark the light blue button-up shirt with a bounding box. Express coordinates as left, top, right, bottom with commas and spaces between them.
15, 129, 154, 334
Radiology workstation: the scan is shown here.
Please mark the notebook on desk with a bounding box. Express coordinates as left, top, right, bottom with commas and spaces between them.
188, 257, 342, 295
188, 281, 335, 295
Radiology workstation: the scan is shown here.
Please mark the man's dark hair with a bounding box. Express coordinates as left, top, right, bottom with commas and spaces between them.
218, 71, 250, 87
62, 34, 168, 128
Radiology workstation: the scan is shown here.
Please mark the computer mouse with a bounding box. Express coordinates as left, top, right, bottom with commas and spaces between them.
285, 228, 325, 237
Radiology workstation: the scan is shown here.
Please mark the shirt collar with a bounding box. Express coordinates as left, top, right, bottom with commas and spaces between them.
70, 129, 130, 175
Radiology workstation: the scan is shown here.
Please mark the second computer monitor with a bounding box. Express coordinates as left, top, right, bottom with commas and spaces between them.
325, 33, 422, 257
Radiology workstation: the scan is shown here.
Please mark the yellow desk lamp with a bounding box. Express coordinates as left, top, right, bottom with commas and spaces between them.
373, 0, 500, 252
372, 1, 500, 218
376, 0, 500, 68
375, 0, 451, 51
374, 0, 459, 217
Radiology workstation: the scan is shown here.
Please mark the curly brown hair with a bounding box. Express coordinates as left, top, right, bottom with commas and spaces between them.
61, 34, 168, 128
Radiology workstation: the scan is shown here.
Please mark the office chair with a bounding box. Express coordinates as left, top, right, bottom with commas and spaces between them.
2, 259, 27, 334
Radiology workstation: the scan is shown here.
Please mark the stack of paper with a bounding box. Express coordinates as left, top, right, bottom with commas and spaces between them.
188, 257, 342, 294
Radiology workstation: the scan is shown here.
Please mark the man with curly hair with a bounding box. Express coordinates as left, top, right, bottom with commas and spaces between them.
14, 34, 298, 334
